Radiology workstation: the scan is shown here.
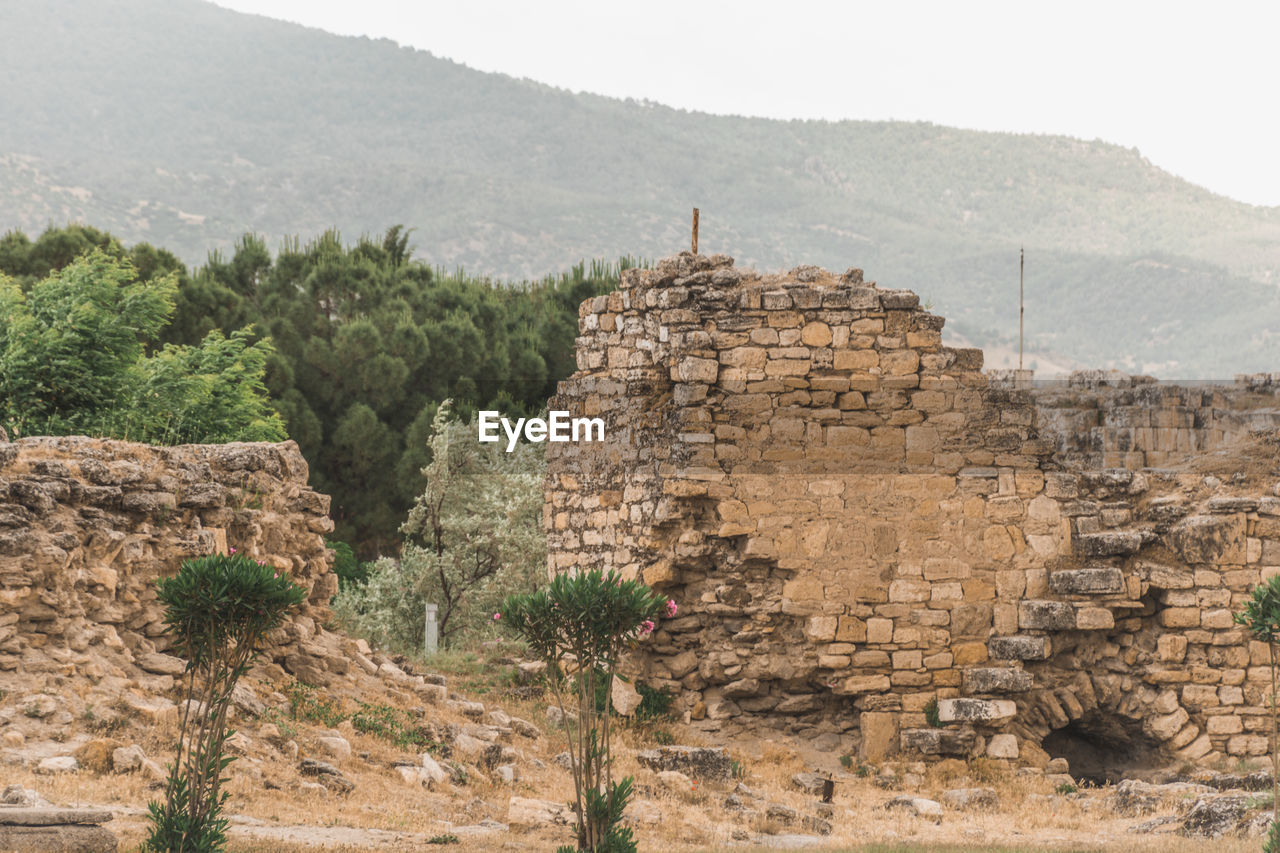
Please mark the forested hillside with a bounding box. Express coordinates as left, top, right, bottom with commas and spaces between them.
0, 225, 620, 556
2, 0, 1279, 376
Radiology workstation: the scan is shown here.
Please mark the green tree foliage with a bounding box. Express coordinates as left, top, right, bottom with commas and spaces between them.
147, 554, 306, 852
499, 570, 676, 852
332, 402, 545, 650
0, 223, 619, 554
163, 227, 621, 555
0, 249, 284, 444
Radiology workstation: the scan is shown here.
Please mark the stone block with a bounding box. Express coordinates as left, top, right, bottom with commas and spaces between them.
1158, 635, 1188, 663
986, 733, 1019, 759
900, 728, 976, 756
1149, 707, 1189, 741
988, 635, 1049, 661
860, 711, 899, 761
937, 698, 1017, 724
834, 675, 891, 695
1075, 531, 1146, 557
1075, 607, 1114, 630
1049, 567, 1124, 595
962, 667, 1032, 694
1018, 600, 1074, 631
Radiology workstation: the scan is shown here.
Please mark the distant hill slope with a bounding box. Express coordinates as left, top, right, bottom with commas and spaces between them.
3, 0, 1279, 376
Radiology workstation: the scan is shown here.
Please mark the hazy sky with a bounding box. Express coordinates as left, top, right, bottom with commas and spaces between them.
213, 1, 1280, 208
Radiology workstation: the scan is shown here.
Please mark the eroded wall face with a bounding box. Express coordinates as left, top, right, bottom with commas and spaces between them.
0, 437, 345, 686
547, 253, 1280, 772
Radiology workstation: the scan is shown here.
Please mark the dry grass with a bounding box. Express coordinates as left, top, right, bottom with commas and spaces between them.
6, 643, 1269, 852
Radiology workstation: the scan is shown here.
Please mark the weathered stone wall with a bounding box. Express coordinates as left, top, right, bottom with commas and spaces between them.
1033, 372, 1280, 469
547, 253, 1280, 778
0, 436, 345, 686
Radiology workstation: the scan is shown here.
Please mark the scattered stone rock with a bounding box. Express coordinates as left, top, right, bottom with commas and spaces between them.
506, 796, 574, 827
762, 803, 795, 824
884, 796, 943, 822
315, 736, 351, 761
20, 695, 58, 719
1179, 794, 1249, 838
636, 746, 733, 781
231, 683, 266, 717
136, 652, 186, 676
658, 770, 695, 793
1, 786, 51, 808
420, 753, 448, 785
122, 693, 177, 725
35, 756, 79, 774
509, 717, 540, 739
1129, 815, 1180, 834
611, 677, 643, 716
941, 788, 997, 811
791, 772, 828, 795
297, 759, 354, 794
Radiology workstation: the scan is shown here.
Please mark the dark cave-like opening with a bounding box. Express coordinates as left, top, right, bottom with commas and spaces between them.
1041, 715, 1171, 785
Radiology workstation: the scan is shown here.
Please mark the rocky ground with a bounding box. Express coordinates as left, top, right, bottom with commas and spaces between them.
2, 641, 1276, 852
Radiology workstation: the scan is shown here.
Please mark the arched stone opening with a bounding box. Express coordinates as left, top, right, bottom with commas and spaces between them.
1041, 713, 1171, 785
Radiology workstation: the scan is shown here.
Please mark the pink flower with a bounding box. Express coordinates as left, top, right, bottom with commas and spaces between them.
493, 612, 502, 621
665, 600, 678, 617
640, 620, 655, 635
229, 547, 237, 554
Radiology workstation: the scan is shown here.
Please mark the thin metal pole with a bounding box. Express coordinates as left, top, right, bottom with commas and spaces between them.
1019, 247, 1024, 371
692, 208, 699, 254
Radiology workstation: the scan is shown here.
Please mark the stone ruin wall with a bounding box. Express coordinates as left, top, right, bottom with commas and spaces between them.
0, 437, 353, 692
546, 253, 1280, 780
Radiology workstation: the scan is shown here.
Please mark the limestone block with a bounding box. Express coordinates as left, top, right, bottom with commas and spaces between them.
1148, 707, 1189, 741
1018, 600, 1074, 631
1049, 567, 1124, 595
900, 727, 976, 756
986, 733, 1019, 759
1075, 608, 1114, 630
988, 635, 1049, 661
937, 698, 1017, 724
867, 618, 894, 644
1207, 715, 1243, 735
1075, 531, 1146, 557
1169, 514, 1247, 565
803, 615, 838, 642
1158, 635, 1188, 662
834, 675, 891, 695
860, 711, 899, 761
961, 668, 1032, 694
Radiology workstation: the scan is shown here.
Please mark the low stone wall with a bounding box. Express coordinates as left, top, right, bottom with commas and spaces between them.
0, 436, 343, 685
546, 253, 1280, 777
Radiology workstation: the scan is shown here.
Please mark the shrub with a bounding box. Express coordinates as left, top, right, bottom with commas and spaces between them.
333, 401, 543, 651
499, 569, 673, 853
145, 554, 305, 852
1236, 574, 1280, 839
924, 698, 942, 728
0, 250, 284, 444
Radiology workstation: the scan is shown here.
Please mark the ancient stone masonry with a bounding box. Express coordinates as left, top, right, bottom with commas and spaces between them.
546, 253, 1280, 779
0, 437, 349, 688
